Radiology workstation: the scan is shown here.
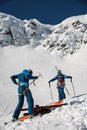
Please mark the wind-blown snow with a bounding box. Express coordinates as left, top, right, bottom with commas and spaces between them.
0, 12, 87, 130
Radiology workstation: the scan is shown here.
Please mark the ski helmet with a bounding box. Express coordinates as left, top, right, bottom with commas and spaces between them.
58, 70, 62, 75
23, 69, 30, 75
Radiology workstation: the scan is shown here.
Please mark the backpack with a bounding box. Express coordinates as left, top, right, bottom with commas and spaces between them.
58, 74, 64, 84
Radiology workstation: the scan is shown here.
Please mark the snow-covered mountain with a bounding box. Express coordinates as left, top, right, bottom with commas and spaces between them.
0, 12, 87, 130
0, 12, 87, 57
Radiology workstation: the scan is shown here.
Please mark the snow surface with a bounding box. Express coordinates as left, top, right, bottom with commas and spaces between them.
0, 12, 87, 130
0, 44, 87, 130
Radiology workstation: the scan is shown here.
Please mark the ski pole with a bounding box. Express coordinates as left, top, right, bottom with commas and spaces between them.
65, 86, 70, 95
71, 80, 76, 97
49, 83, 53, 102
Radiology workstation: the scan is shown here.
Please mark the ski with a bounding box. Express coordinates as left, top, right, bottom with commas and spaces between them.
20, 101, 68, 121
4, 101, 68, 123
18, 115, 31, 121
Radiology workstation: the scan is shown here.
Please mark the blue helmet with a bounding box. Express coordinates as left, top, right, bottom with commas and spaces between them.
23, 69, 33, 76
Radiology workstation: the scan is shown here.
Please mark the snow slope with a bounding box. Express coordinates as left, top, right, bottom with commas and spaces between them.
0, 44, 87, 130
0, 12, 87, 130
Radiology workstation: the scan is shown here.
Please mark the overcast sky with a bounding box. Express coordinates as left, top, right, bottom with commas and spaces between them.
0, 0, 87, 24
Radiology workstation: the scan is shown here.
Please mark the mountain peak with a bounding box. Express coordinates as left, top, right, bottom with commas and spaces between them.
0, 12, 87, 57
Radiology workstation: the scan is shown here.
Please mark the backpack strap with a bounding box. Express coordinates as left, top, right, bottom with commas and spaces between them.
57, 74, 65, 86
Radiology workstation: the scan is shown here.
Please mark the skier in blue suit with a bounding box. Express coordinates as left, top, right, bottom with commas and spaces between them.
48, 70, 72, 102
10, 69, 39, 121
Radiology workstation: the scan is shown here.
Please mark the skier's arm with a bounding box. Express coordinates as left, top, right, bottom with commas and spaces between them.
63, 74, 72, 80
29, 75, 39, 80
49, 75, 58, 83
29, 75, 39, 86
10, 75, 19, 85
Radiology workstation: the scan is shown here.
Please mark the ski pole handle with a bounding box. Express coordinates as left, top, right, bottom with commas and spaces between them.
70, 78, 72, 83
48, 82, 50, 87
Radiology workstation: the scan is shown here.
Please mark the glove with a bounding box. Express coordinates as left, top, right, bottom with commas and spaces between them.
16, 83, 20, 86
70, 76, 72, 82
48, 81, 50, 87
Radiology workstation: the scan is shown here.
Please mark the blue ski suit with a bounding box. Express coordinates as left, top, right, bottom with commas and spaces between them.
49, 73, 72, 101
10, 69, 38, 119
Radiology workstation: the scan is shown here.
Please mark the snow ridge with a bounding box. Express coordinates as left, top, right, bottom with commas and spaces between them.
0, 13, 87, 56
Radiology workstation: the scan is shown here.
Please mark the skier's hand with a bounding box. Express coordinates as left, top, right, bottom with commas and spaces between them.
36, 76, 39, 79
36, 73, 42, 79
16, 83, 20, 86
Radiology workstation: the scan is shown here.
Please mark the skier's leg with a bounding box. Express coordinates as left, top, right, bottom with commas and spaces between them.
12, 95, 24, 119
25, 89, 34, 115
61, 85, 66, 100
58, 86, 62, 101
